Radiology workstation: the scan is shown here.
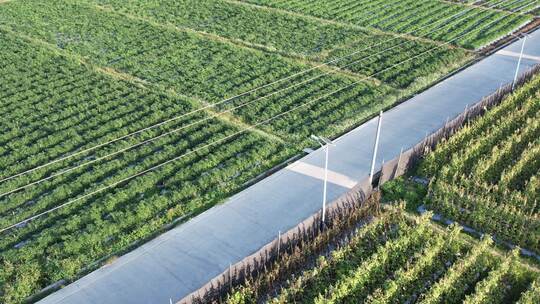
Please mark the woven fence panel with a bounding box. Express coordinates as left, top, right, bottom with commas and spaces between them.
180, 176, 373, 304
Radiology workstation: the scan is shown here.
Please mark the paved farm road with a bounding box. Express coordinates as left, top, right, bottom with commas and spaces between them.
39, 30, 540, 304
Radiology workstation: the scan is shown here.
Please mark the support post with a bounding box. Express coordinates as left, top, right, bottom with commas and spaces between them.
396, 147, 404, 176
277, 230, 281, 258
229, 263, 232, 290
322, 146, 329, 224
310, 135, 334, 228
512, 35, 527, 90
369, 111, 383, 184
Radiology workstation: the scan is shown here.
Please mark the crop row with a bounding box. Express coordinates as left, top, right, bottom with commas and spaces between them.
242, 0, 533, 48
419, 74, 540, 253
225, 209, 540, 303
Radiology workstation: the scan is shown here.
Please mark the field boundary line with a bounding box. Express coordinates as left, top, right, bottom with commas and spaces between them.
149, 84, 286, 144
87, 2, 292, 56
204, 107, 287, 144
417, 204, 540, 261
95, 66, 150, 88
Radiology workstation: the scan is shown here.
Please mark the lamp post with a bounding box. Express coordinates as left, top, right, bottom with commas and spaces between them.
310, 135, 335, 225
369, 111, 383, 184
512, 33, 528, 90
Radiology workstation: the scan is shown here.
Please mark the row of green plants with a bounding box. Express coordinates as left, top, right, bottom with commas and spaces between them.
223, 206, 540, 304
480, 0, 540, 12
242, 0, 533, 48
419, 74, 540, 253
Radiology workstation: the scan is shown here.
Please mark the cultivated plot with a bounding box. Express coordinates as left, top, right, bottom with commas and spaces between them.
419, 74, 540, 253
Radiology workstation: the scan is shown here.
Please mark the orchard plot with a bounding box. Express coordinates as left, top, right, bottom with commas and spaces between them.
419, 74, 540, 253
226, 209, 540, 304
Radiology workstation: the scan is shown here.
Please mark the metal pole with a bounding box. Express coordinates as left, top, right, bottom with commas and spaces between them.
277, 230, 281, 257
322, 145, 329, 224
512, 35, 527, 90
463, 104, 469, 121
229, 263, 232, 289
369, 111, 383, 184
396, 147, 403, 175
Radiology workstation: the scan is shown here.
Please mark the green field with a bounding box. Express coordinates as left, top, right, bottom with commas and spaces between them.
240, 0, 534, 48
0, 0, 536, 302
419, 73, 540, 253
226, 208, 540, 304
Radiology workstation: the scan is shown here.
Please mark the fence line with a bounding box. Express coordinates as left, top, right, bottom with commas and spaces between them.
178, 63, 540, 304
379, 63, 540, 185
180, 177, 373, 304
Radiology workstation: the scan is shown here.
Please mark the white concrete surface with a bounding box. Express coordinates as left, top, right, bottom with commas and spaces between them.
287, 161, 358, 189
497, 49, 540, 62
38, 30, 540, 304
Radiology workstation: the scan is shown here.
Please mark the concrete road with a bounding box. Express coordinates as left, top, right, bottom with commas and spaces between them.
39, 30, 540, 304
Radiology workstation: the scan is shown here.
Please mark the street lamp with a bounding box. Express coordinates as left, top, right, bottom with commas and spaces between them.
369, 111, 383, 184
310, 134, 335, 225
512, 33, 529, 90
